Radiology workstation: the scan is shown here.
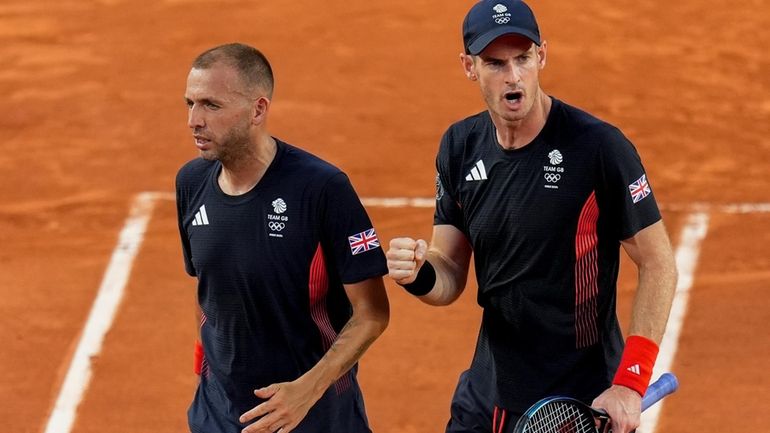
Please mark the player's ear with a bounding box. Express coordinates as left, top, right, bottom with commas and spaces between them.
252, 96, 270, 125
537, 40, 547, 69
460, 53, 478, 81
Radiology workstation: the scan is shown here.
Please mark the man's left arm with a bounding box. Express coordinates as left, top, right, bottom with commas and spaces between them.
623, 220, 678, 342
593, 220, 678, 433
239, 276, 390, 433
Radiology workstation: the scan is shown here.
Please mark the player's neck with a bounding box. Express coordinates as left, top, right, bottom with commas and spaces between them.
494, 92, 551, 150
219, 135, 277, 196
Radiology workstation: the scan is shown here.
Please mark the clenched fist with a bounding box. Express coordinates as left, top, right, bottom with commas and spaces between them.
386, 237, 428, 285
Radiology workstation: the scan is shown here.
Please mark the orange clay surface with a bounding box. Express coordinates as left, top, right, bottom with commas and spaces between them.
1, 1, 768, 432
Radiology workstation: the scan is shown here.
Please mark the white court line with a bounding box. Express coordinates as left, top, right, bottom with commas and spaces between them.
639, 211, 711, 433
359, 197, 770, 213
43, 192, 157, 433
361, 197, 436, 208
661, 202, 770, 214
151, 192, 770, 213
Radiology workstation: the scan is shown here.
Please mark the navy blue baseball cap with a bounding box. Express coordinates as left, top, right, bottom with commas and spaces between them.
463, 0, 541, 55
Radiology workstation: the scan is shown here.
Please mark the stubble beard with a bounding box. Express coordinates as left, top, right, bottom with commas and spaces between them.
202, 122, 252, 166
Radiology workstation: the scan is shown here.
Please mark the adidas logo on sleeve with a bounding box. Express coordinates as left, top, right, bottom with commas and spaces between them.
465, 160, 488, 181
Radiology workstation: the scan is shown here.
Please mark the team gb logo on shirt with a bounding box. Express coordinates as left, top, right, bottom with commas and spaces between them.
267, 198, 289, 238
272, 198, 287, 214
548, 149, 563, 165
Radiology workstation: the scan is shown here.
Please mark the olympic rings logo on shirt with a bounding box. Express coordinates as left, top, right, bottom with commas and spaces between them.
544, 173, 561, 183
268, 222, 285, 231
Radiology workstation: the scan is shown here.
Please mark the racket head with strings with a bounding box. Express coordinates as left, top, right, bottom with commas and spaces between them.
512, 397, 608, 433
512, 373, 679, 433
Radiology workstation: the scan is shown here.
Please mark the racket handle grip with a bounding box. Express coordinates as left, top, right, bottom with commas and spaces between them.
641, 372, 679, 412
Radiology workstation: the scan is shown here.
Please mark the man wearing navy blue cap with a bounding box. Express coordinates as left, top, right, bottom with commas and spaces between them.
386, 1, 678, 432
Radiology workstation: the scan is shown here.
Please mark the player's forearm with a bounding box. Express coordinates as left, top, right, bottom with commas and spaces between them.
302, 307, 389, 397
628, 256, 677, 343
416, 250, 468, 306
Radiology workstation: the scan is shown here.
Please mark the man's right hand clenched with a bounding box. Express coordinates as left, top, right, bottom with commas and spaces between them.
386, 237, 428, 285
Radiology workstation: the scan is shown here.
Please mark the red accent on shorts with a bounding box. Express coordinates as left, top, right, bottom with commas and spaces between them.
492, 405, 507, 433
194, 340, 204, 375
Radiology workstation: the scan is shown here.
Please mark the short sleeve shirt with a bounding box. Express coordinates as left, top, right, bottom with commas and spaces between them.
176, 140, 387, 432
434, 98, 661, 411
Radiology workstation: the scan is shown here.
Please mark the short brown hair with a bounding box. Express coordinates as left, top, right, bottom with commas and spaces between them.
192, 43, 274, 97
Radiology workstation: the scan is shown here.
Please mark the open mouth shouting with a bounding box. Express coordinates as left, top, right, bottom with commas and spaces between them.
503, 90, 524, 108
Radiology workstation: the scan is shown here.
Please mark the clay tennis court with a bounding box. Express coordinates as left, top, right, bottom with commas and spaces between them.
1, 0, 768, 432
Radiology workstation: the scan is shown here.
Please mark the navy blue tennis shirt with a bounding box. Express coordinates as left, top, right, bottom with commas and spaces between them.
434, 98, 662, 412
176, 140, 387, 433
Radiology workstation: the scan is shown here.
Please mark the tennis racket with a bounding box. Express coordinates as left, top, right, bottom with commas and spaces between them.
512, 372, 679, 433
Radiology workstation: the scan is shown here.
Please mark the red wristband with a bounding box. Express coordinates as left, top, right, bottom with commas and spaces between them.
194, 340, 204, 375
612, 335, 659, 396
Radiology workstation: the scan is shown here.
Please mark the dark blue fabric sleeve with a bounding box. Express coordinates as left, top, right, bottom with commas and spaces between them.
175, 168, 197, 277
434, 128, 465, 230
597, 126, 661, 240
320, 173, 388, 284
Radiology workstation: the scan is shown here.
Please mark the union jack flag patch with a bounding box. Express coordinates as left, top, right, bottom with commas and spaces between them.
348, 228, 380, 255
628, 174, 652, 204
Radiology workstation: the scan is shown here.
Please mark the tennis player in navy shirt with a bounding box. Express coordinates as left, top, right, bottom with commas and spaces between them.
386, 1, 678, 433
176, 43, 389, 433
